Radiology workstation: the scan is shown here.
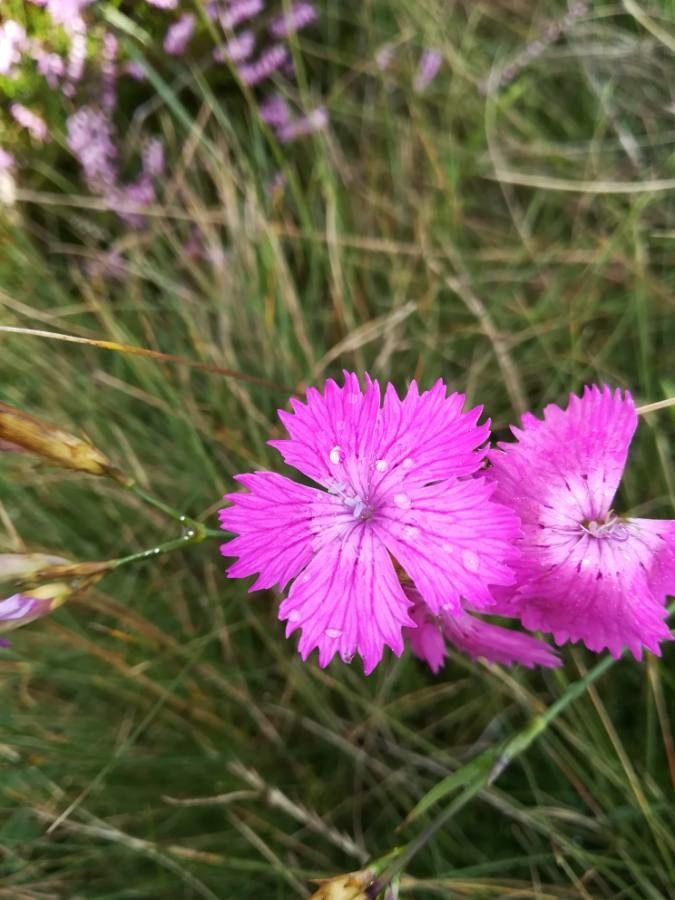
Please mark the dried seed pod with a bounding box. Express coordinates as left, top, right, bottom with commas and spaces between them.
0, 402, 130, 484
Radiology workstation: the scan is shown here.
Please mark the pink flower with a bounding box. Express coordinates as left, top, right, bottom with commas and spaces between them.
0, 21, 27, 76
213, 30, 256, 64
269, 3, 318, 38
219, 0, 264, 30
259, 95, 291, 127
146, 0, 178, 7
489, 386, 675, 659
220, 372, 520, 673
10, 104, 48, 142
0, 148, 15, 172
0, 584, 69, 634
404, 590, 559, 673
39, 0, 93, 34
34, 48, 66, 88
164, 14, 195, 56
238, 44, 287, 86
276, 106, 328, 143
414, 49, 443, 92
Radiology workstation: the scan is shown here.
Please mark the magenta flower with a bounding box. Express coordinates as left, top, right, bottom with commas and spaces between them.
164, 14, 195, 56
220, 372, 520, 673
489, 386, 675, 658
404, 589, 560, 673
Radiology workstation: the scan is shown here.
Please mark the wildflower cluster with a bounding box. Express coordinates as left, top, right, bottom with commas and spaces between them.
220, 374, 674, 674
0, 0, 327, 225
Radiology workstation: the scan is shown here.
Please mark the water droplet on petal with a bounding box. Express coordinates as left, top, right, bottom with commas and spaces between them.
403, 525, 418, 539
402, 457, 414, 469
441, 542, 453, 553
287, 610, 301, 622
462, 549, 480, 572
375, 458, 388, 472
325, 628, 342, 639
394, 492, 411, 509
329, 445, 344, 465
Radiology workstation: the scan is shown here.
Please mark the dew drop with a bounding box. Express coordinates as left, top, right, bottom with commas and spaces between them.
329, 445, 344, 465
462, 549, 480, 572
441, 542, 453, 554
403, 525, 418, 539
375, 458, 388, 472
402, 457, 414, 469
325, 628, 343, 639
393, 492, 411, 510
287, 610, 301, 622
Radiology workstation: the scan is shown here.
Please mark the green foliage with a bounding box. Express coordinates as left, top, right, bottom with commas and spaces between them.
1, 1, 674, 897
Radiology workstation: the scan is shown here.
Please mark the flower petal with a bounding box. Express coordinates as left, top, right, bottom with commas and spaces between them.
491, 385, 637, 523
279, 526, 414, 674
269, 372, 489, 491
404, 601, 447, 673
219, 472, 318, 591
513, 520, 673, 658
376, 477, 520, 615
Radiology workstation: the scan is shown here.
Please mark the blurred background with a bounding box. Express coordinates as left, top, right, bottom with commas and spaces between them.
1, 1, 674, 897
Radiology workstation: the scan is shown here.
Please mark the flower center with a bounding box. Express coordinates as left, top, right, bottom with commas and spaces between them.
327, 480, 376, 521
580, 510, 628, 541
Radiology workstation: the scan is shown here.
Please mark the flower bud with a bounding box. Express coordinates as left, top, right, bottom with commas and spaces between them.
0, 582, 70, 634
0, 553, 70, 586
309, 869, 375, 900
0, 402, 130, 484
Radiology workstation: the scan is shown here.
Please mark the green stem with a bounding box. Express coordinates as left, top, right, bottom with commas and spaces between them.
110, 528, 215, 569
366, 638, 660, 898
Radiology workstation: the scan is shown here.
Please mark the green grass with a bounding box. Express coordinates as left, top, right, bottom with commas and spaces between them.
1, 1, 675, 897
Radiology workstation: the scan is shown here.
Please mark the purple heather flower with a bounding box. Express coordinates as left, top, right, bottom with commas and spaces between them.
164, 13, 195, 55
10, 104, 48, 142
269, 2, 318, 38
0, 20, 27, 76
213, 30, 256, 64
101, 32, 119, 112
404, 590, 559, 672
414, 49, 443, 93
276, 106, 327, 142
489, 386, 675, 659
34, 49, 66, 88
67, 22, 87, 82
259, 95, 291, 127
142, 138, 164, 178
219, 0, 264, 30
0, 148, 15, 171
67, 106, 117, 191
125, 60, 146, 81
220, 372, 521, 673
238, 44, 288, 86
36, 0, 93, 34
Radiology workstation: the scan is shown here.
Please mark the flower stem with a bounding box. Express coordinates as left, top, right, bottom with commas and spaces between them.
366, 612, 675, 900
